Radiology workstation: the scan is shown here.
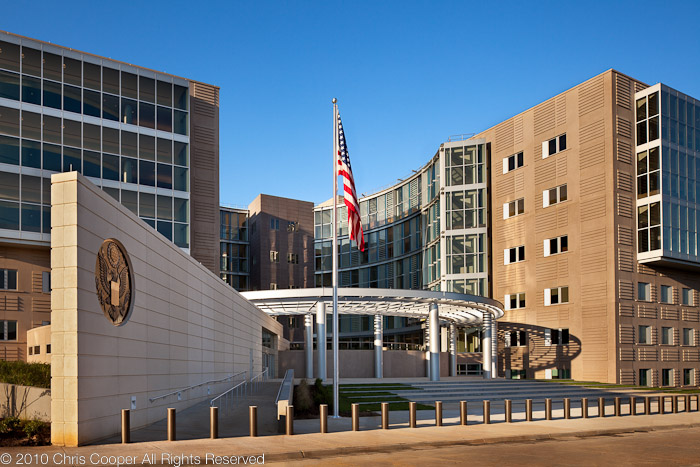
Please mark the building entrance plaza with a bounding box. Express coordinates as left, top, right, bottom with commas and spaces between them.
243, 288, 504, 381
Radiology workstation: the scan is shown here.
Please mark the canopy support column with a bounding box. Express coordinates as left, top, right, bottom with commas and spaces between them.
316, 302, 326, 381
305, 313, 313, 379
429, 303, 440, 382
482, 311, 492, 379
449, 322, 457, 377
374, 314, 383, 378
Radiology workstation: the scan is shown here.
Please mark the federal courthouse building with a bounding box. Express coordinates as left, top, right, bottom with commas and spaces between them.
0, 29, 698, 388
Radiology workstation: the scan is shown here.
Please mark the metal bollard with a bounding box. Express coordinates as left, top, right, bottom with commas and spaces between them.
526, 399, 533, 421
351, 403, 360, 431
121, 409, 130, 444
614, 397, 621, 416
286, 405, 294, 435
505, 399, 512, 423
320, 404, 328, 433
630, 396, 637, 416
381, 403, 389, 430
167, 408, 176, 441
545, 399, 552, 420
409, 401, 417, 428
672, 396, 678, 413
483, 400, 490, 424
564, 398, 571, 419
582, 398, 588, 419
249, 406, 258, 437
210, 406, 218, 439
660, 396, 666, 414
435, 401, 442, 427
598, 397, 605, 417
459, 400, 468, 426
644, 396, 650, 415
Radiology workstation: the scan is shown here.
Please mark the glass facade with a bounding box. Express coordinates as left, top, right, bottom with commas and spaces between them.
0, 35, 190, 247
636, 84, 700, 265
220, 207, 249, 291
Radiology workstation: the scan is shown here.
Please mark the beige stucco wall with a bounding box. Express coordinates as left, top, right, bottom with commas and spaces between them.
27, 325, 51, 364
50, 172, 282, 446
0, 382, 51, 421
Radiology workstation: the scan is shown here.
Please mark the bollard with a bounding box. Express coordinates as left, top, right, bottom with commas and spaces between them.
660, 396, 666, 414
685, 395, 691, 413
210, 406, 218, 439
249, 406, 258, 437
320, 404, 328, 433
459, 400, 468, 426
435, 401, 442, 427
630, 396, 637, 416
121, 409, 130, 444
614, 397, 621, 416
505, 399, 512, 423
564, 398, 571, 419
672, 396, 678, 414
351, 403, 360, 431
598, 397, 605, 417
381, 403, 389, 430
286, 405, 294, 435
167, 408, 176, 441
582, 398, 589, 419
545, 399, 552, 420
483, 400, 490, 424
409, 401, 417, 428
526, 399, 533, 421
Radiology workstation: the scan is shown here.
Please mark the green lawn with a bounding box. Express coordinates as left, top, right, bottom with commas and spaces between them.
538, 379, 700, 393
337, 383, 431, 411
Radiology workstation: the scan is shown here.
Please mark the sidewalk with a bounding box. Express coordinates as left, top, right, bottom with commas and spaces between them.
3, 411, 700, 465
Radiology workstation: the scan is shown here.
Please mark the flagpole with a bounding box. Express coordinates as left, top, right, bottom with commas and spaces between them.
331, 98, 340, 418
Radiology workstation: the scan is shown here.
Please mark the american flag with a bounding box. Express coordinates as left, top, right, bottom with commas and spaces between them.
336, 112, 365, 252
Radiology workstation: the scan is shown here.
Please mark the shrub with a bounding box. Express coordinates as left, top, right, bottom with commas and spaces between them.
0, 361, 50, 388
0, 417, 20, 434
22, 420, 45, 438
313, 378, 332, 406
294, 380, 313, 413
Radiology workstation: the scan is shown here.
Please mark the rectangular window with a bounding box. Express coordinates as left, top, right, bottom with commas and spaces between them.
502, 151, 524, 174
505, 293, 526, 310
507, 330, 526, 347
0, 269, 17, 290
504, 245, 525, 265
661, 368, 673, 387
639, 368, 650, 386
42, 271, 50, 293
661, 327, 673, 345
287, 253, 298, 264
0, 320, 17, 340
545, 328, 569, 346
544, 235, 568, 256
543, 184, 567, 207
270, 251, 279, 263
270, 217, 280, 230
684, 369, 694, 386
503, 198, 524, 219
542, 134, 567, 158
660, 285, 673, 304
544, 286, 569, 306
270, 283, 277, 290
683, 328, 694, 346
638, 282, 650, 301
46, 344, 51, 354
638, 325, 651, 344
682, 288, 693, 306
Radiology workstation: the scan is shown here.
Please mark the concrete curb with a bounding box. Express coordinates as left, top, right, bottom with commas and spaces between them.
263, 422, 700, 462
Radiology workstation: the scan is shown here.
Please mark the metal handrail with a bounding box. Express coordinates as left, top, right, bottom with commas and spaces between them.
250, 368, 269, 393
149, 370, 247, 403
210, 380, 247, 407
275, 369, 294, 404
251, 368, 268, 383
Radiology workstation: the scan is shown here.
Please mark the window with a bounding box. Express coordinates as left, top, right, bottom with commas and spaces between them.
636, 91, 659, 145
28, 347, 33, 356
0, 269, 17, 290
505, 293, 526, 310
544, 235, 568, 256
505, 330, 527, 347
661, 368, 673, 387
287, 221, 298, 232
637, 202, 661, 253
33, 345, 39, 355
545, 328, 569, 346
269, 251, 279, 263
551, 368, 571, 379
0, 320, 17, 340
42, 271, 50, 293
544, 286, 569, 306
504, 245, 525, 265
636, 147, 660, 199
269, 283, 277, 290
287, 253, 298, 264
270, 217, 280, 230
661, 327, 673, 345
46, 344, 51, 354
503, 198, 524, 219
638, 325, 651, 344
639, 369, 651, 386
660, 285, 673, 304
502, 151, 524, 174
542, 134, 567, 158
542, 184, 567, 207
457, 363, 482, 375
682, 288, 693, 306
638, 282, 651, 301
684, 369, 694, 386
683, 328, 695, 346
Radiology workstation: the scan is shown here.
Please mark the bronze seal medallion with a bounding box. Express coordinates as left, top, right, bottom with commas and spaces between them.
95, 239, 133, 326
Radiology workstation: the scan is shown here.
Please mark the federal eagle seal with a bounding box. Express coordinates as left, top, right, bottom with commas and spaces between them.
95, 239, 133, 326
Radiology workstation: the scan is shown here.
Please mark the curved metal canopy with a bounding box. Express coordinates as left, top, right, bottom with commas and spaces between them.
241, 287, 504, 326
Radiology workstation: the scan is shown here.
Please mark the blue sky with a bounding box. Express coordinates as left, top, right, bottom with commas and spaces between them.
2, 1, 700, 206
